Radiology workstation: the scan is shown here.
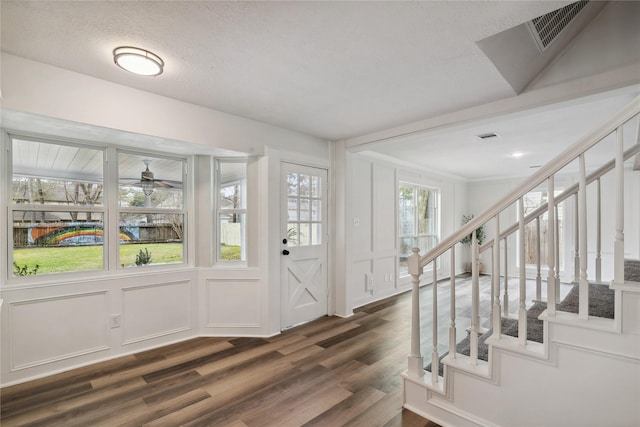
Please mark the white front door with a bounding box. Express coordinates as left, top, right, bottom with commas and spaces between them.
280, 162, 328, 329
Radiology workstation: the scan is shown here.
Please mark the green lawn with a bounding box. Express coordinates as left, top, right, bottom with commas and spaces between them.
13, 243, 184, 275
220, 244, 241, 261
13, 243, 242, 276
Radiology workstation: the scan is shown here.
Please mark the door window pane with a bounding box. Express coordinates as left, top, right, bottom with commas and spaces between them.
287, 173, 298, 196
299, 223, 310, 246
286, 171, 323, 247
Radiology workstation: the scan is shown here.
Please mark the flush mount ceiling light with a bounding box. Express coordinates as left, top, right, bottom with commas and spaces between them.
113, 46, 164, 76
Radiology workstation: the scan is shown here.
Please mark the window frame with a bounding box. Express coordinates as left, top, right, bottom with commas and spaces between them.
398, 181, 440, 277
4, 133, 190, 285
116, 150, 188, 270
215, 158, 248, 264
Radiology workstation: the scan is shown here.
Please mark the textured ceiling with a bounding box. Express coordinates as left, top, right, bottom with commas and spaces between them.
2, 1, 638, 181
0, 0, 569, 141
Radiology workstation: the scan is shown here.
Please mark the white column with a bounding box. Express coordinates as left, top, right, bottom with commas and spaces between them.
547, 176, 556, 316
449, 247, 457, 360
578, 154, 589, 319
408, 248, 424, 377
614, 126, 625, 285
518, 197, 527, 346
492, 216, 501, 337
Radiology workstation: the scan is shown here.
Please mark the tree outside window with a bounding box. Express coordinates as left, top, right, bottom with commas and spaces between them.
399, 182, 439, 276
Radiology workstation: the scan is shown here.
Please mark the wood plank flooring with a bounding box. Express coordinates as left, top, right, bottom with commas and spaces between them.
0, 290, 440, 427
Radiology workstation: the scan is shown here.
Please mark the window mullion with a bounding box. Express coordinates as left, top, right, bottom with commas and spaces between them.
106, 146, 118, 271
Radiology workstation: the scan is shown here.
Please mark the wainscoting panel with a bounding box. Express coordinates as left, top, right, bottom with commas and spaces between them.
9, 291, 109, 371
206, 279, 261, 328
121, 281, 192, 345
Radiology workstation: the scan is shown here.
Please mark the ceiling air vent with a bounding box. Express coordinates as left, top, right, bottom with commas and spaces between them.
476, 132, 500, 141
529, 1, 589, 50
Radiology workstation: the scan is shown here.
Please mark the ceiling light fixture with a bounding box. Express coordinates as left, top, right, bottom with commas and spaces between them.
113, 46, 164, 76
512, 152, 525, 158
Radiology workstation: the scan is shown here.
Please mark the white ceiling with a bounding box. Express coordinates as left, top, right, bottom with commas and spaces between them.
1, 1, 638, 180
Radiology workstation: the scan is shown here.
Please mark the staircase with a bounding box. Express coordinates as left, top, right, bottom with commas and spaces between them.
402, 96, 640, 427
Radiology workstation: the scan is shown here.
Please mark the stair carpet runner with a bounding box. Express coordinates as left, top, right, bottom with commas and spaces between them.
424, 264, 638, 375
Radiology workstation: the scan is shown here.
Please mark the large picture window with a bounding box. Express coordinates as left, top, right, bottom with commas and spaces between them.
216, 160, 247, 262
118, 152, 185, 268
398, 182, 439, 276
8, 135, 187, 280
11, 137, 106, 276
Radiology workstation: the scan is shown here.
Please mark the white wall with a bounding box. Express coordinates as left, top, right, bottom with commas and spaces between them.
530, 1, 640, 91
345, 152, 467, 309
1, 53, 329, 159
0, 54, 331, 386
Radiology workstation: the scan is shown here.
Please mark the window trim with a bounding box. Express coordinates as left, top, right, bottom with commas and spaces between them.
398, 181, 441, 277
5, 133, 190, 285
215, 158, 248, 264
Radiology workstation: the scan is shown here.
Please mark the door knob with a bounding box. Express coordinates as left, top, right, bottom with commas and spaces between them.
282, 249, 290, 255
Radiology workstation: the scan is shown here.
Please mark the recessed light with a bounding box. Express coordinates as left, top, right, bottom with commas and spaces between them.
511, 152, 524, 158
113, 46, 164, 76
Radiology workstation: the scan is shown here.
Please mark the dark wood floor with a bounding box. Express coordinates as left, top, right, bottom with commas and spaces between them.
0, 290, 440, 427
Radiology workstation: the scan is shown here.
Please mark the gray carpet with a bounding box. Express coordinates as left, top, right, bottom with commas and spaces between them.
426, 281, 615, 375
625, 259, 640, 282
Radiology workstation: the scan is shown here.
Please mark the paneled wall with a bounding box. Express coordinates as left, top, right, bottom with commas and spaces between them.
346, 153, 467, 309
0, 270, 199, 386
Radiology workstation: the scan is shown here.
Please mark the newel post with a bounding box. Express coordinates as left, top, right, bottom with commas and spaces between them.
408, 247, 424, 378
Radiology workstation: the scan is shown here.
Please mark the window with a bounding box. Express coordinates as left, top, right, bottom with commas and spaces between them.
522, 190, 564, 270
8, 135, 188, 280
216, 160, 246, 262
399, 183, 439, 276
286, 171, 322, 247
118, 152, 185, 268
11, 137, 106, 276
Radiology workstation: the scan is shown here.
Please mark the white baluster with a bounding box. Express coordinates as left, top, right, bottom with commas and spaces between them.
596, 177, 602, 283
493, 216, 501, 337
547, 176, 556, 316
536, 216, 542, 301
449, 247, 457, 360
555, 204, 561, 303
578, 154, 589, 319
503, 237, 509, 316
574, 194, 580, 283
408, 248, 424, 377
470, 231, 479, 365
432, 261, 439, 383
614, 126, 625, 285
518, 197, 527, 346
